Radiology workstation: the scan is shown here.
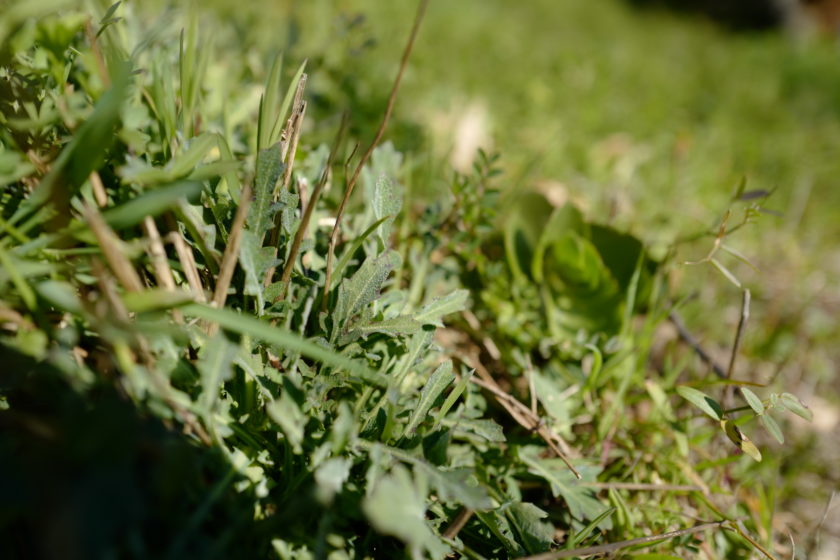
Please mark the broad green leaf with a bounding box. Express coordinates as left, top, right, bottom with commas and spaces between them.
267, 392, 305, 454
362, 442, 492, 510
239, 230, 279, 312
740, 387, 764, 415
779, 392, 813, 422
196, 334, 237, 419
507, 502, 555, 554
414, 289, 469, 327
182, 303, 387, 387
676, 386, 723, 420
760, 414, 784, 444
362, 465, 449, 558
406, 361, 455, 435
35, 280, 83, 314
424, 467, 493, 510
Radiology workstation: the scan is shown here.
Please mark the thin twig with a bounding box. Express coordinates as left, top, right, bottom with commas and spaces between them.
580, 482, 703, 492
143, 216, 183, 323
211, 183, 252, 312
264, 76, 308, 286
323, 0, 429, 304
518, 520, 729, 560
468, 363, 580, 479
669, 310, 726, 378
725, 289, 751, 409
201, 179, 249, 337
168, 230, 206, 302
89, 171, 108, 207
442, 507, 474, 540
726, 289, 750, 379
83, 203, 143, 292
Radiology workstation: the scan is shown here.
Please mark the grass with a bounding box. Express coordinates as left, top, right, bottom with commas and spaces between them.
1, 0, 837, 558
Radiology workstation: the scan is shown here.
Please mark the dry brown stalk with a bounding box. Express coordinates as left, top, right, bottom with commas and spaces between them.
168, 230, 206, 302
459, 348, 581, 479
143, 216, 183, 323
264, 75, 308, 287
275, 115, 347, 302
89, 171, 108, 207
209, 183, 252, 329
83, 203, 143, 292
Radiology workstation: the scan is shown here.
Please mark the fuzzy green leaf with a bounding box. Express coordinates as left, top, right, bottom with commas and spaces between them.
406, 361, 456, 435
414, 289, 469, 327
740, 387, 764, 415
362, 465, 449, 558
779, 393, 813, 422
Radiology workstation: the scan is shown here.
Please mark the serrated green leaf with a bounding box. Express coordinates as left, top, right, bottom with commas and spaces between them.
362, 465, 450, 558
414, 289, 469, 327
475, 508, 526, 556
372, 173, 402, 245
342, 315, 422, 345
676, 386, 723, 420
406, 361, 455, 435
239, 230, 279, 313
444, 417, 506, 443
183, 303, 387, 387
334, 250, 399, 333
248, 143, 284, 239
507, 502, 555, 554
760, 413, 784, 444
740, 387, 764, 415
35, 280, 83, 314
780, 392, 813, 422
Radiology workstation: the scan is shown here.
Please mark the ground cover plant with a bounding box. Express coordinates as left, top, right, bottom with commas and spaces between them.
0, 1, 830, 559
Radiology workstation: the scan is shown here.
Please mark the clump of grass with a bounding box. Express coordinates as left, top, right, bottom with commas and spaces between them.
0, 1, 816, 559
